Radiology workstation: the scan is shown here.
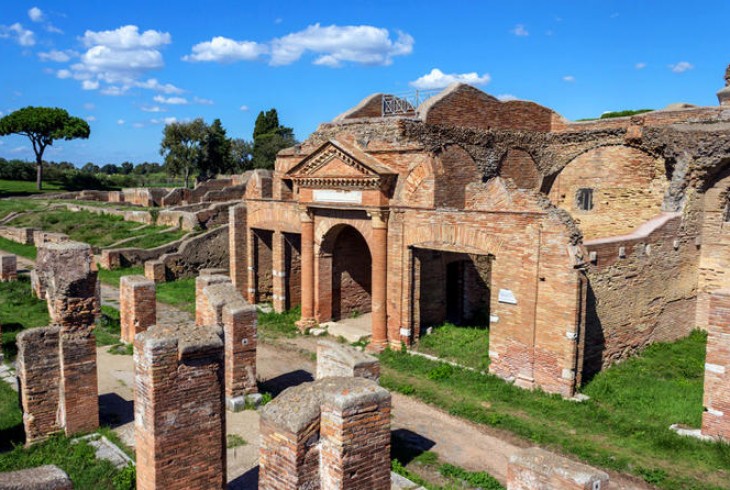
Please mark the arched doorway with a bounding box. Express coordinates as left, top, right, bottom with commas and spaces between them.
318, 225, 372, 322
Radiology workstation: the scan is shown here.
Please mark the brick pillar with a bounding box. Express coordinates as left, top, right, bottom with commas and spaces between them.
297, 209, 316, 330
144, 260, 165, 283
0, 253, 17, 282
223, 300, 258, 410
245, 226, 256, 303
16, 326, 62, 444
507, 447, 609, 489
369, 211, 388, 350
120, 275, 156, 343
272, 230, 287, 313
229, 204, 248, 296
134, 324, 226, 490
58, 330, 99, 435
702, 290, 730, 438
195, 273, 231, 326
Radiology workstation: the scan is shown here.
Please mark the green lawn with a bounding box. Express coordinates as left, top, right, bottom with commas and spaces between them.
0, 179, 64, 198
381, 330, 729, 490
0, 198, 44, 220
9, 209, 181, 249
98, 266, 196, 314
257, 306, 301, 339
0, 276, 50, 361
415, 323, 490, 371
0, 236, 37, 259
117, 229, 186, 249
97, 267, 145, 287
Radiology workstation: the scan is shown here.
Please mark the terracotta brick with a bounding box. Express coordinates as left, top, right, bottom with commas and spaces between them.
0, 253, 17, 282
702, 291, 730, 438
120, 275, 156, 343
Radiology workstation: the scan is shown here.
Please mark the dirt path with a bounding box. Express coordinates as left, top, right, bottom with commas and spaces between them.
7, 250, 649, 489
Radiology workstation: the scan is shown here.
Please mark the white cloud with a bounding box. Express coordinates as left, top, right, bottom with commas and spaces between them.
134, 78, 184, 94
101, 86, 127, 96
82, 80, 99, 90
80, 25, 171, 49
141, 105, 166, 112
28, 7, 44, 22
11, 146, 28, 154
635, 62, 647, 70
511, 24, 529, 37
153, 95, 187, 105
57, 69, 72, 79
669, 61, 693, 73
151, 117, 178, 125
409, 68, 491, 90
85, 115, 96, 121
497, 94, 519, 101
132, 122, 145, 128
183, 36, 267, 62
45, 24, 63, 34
184, 24, 414, 67
117, 119, 125, 125
38, 49, 75, 62
563, 75, 575, 82
193, 96, 213, 105
240, 105, 249, 111
0, 23, 35, 46
83, 102, 95, 110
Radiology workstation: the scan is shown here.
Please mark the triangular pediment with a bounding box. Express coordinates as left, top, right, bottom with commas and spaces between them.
286, 139, 394, 181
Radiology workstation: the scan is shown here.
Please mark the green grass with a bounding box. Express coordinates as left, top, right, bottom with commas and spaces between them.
226, 434, 248, 448
0, 198, 43, 220
0, 275, 50, 361
95, 305, 125, 351
0, 179, 64, 198
0, 236, 37, 259
97, 267, 145, 287
257, 306, 301, 339
381, 330, 730, 490
156, 278, 195, 313
416, 323, 490, 371
10, 209, 180, 249
391, 449, 503, 489
118, 229, 186, 249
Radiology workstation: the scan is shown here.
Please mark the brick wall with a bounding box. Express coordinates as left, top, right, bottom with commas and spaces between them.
195, 273, 231, 326
702, 290, 730, 438
259, 377, 391, 490
316, 340, 380, 382
331, 226, 372, 320
229, 204, 248, 296
144, 260, 165, 283
507, 447, 609, 489
0, 253, 17, 281
0, 226, 36, 244
253, 229, 274, 303
134, 324, 226, 490
499, 149, 542, 190
120, 275, 156, 343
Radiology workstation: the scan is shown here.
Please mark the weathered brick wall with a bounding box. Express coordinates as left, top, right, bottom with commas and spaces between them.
331, 225, 371, 319
259, 377, 391, 490
284, 232, 302, 309
58, 330, 99, 435
434, 145, 481, 209
0, 226, 36, 244
228, 204, 247, 296
254, 228, 274, 303
702, 290, 730, 438
122, 187, 167, 207
547, 145, 668, 239
584, 212, 699, 378
316, 340, 380, 382
335, 93, 384, 120
507, 447, 609, 489
499, 148, 542, 190
134, 324, 226, 490
120, 275, 156, 343
195, 273, 231, 326
0, 253, 17, 281
144, 260, 165, 283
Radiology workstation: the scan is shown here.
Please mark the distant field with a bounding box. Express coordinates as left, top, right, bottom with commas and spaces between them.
0, 179, 64, 197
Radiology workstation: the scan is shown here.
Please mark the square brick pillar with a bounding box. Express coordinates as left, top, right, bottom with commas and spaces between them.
228, 204, 247, 296
144, 260, 165, 283
16, 326, 62, 444
272, 230, 287, 313
195, 273, 231, 326
58, 330, 99, 435
223, 300, 258, 410
120, 275, 156, 343
507, 447, 609, 489
245, 226, 257, 304
296, 208, 316, 331
0, 253, 17, 282
134, 324, 226, 490
702, 290, 730, 438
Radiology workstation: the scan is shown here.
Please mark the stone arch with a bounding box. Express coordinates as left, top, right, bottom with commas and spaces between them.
434, 145, 481, 209
498, 148, 542, 190
546, 144, 668, 239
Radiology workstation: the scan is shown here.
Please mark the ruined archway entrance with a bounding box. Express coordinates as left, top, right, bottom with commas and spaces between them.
318, 225, 372, 322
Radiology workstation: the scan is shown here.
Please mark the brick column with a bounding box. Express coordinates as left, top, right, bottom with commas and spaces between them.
702, 290, 730, 438
272, 231, 287, 313
507, 447, 609, 489
134, 324, 226, 490
369, 210, 388, 350
228, 204, 248, 296
0, 253, 17, 282
245, 226, 256, 303
223, 301, 258, 410
144, 260, 165, 283
59, 330, 99, 435
120, 275, 156, 343
195, 273, 231, 326
297, 209, 316, 330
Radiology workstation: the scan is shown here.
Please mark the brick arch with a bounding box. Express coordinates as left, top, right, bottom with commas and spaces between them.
434, 145, 481, 209
498, 148, 542, 190
396, 156, 436, 207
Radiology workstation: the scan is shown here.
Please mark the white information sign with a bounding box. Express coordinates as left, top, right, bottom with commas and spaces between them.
313, 189, 362, 204
498, 289, 517, 305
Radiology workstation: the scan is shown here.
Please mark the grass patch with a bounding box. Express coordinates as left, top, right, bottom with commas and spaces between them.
381, 330, 730, 490
156, 278, 195, 313
0, 198, 42, 220
97, 267, 144, 287
258, 306, 300, 339
95, 305, 131, 355
0, 179, 63, 198
116, 229, 186, 249
391, 447, 503, 489
226, 434, 248, 448
416, 323, 490, 371
0, 275, 50, 361
0, 236, 37, 260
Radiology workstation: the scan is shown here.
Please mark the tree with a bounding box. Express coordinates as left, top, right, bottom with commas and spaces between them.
120, 161, 134, 175
159, 118, 207, 188
251, 108, 296, 169
230, 138, 253, 172
0, 106, 90, 190
200, 118, 232, 180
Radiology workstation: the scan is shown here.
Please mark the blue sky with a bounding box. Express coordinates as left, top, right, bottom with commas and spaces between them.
1, 1, 728, 165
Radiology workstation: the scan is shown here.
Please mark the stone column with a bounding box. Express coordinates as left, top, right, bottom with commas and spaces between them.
369, 210, 388, 350
120, 275, 156, 343
297, 209, 316, 330
134, 324, 226, 490
0, 253, 17, 282
702, 290, 730, 439
272, 230, 287, 313
228, 204, 248, 296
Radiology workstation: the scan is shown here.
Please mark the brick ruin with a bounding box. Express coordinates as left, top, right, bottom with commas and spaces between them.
17, 241, 100, 443
120, 275, 156, 343
226, 65, 730, 397
195, 271, 258, 410
702, 290, 730, 438
259, 377, 391, 489
134, 323, 226, 490
0, 252, 17, 282
507, 447, 609, 489
316, 339, 380, 382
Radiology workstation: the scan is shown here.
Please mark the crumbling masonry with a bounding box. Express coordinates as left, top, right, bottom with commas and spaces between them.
120, 275, 156, 343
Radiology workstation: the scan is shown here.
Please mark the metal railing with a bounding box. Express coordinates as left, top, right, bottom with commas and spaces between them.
382, 90, 439, 116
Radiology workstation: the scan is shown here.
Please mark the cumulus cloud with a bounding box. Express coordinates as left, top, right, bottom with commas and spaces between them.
80, 25, 171, 49
141, 105, 166, 112
669, 61, 693, 73
635, 62, 647, 70
28, 7, 44, 22
240, 105, 249, 111
511, 24, 529, 36
82, 80, 99, 90
193, 96, 213, 105
132, 122, 145, 128
0, 23, 35, 46
184, 23, 413, 67
153, 95, 187, 105
117, 119, 125, 125
85, 115, 96, 121
38, 49, 76, 62
183, 36, 267, 62
409, 68, 490, 90
151, 117, 178, 125
496, 94, 519, 101
83, 102, 95, 110
563, 75, 576, 82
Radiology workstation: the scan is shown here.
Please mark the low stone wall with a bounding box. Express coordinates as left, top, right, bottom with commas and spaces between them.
316, 339, 380, 382
0, 465, 72, 490
57, 203, 154, 225
153, 225, 229, 280
507, 447, 609, 489
157, 200, 236, 231
0, 226, 36, 244
0, 253, 17, 281
122, 187, 168, 207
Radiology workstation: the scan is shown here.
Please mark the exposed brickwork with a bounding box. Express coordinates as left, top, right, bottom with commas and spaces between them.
507, 447, 609, 489
702, 290, 730, 438
144, 260, 165, 283
0, 253, 17, 282
228, 204, 248, 296
58, 330, 99, 435
316, 339, 380, 382
134, 324, 226, 490
120, 275, 156, 343
195, 273, 231, 326
259, 377, 391, 489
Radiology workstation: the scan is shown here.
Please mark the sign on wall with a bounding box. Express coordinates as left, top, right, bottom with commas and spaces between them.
313, 189, 363, 204
498, 289, 517, 304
